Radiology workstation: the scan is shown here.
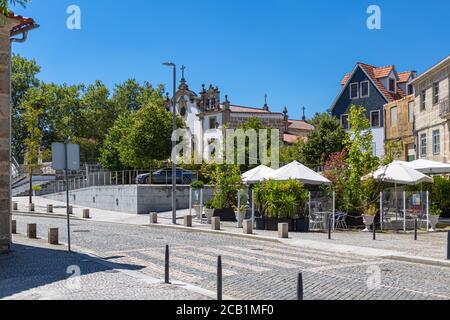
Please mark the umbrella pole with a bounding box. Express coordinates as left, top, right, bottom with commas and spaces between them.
251, 188, 255, 227
426, 190, 430, 232
237, 190, 241, 228
403, 191, 407, 233
395, 184, 398, 221
380, 191, 383, 231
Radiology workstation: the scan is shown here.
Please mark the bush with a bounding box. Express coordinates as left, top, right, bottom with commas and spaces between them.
254, 180, 308, 219
190, 180, 205, 190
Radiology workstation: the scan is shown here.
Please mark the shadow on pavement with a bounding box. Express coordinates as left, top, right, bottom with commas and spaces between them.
0, 243, 145, 299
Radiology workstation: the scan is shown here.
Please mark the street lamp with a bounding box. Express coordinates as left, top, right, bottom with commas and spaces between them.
163, 61, 177, 225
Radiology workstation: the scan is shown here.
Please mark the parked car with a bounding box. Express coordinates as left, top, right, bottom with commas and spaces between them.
136, 168, 197, 185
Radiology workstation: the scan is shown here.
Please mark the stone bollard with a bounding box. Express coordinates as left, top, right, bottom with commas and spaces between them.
12, 202, 18, 211
68, 205, 73, 215
27, 224, 37, 239
47, 204, 53, 213
211, 217, 221, 231
29, 203, 35, 212
83, 209, 90, 219
11, 220, 16, 234
184, 215, 193, 227
150, 212, 158, 224
48, 228, 59, 245
243, 219, 253, 234
278, 223, 289, 239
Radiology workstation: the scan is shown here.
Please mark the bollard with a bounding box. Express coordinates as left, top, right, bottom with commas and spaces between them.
29, 203, 35, 212
278, 223, 289, 239
217, 256, 223, 301
414, 219, 418, 241
47, 204, 53, 213
12, 202, 18, 211
48, 228, 59, 245
447, 231, 450, 260
243, 219, 253, 235
297, 273, 304, 300
68, 205, 73, 215
328, 220, 331, 240
211, 217, 220, 231
83, 209, 90, 219
373, 222, 376, 241
11, 220, 16, 234
184, 215, 192, 227
150, 212, 158, 224
27, 224, 37, 239
165, 245, 170, 284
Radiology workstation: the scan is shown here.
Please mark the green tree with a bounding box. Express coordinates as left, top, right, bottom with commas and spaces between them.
11, 54, 41, 162
343, 105, 380, 213
297, 113, 347, 169
112, 79, 154, 114
0, 0, 30, 15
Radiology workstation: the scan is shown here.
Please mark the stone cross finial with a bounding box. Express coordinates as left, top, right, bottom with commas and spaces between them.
181, 65, 186, 79
263, 94, 269, 111
302, 106, 306, 121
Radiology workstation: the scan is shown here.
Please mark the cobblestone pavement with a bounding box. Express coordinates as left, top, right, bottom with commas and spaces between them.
0, 236, 212, 300
9, 215, 450, 300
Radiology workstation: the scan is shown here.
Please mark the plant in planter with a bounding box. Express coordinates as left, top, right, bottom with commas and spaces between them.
429, 205, 442, 232
362, 204, 377, 232
190, 180, 205, 218
233, 189, 249, 228
204, 200, 215, 224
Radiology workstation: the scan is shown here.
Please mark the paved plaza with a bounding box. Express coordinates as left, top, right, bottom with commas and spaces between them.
3, 212, 450, 300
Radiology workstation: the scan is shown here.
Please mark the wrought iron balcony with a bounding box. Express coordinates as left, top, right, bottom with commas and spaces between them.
439, 97, 450, 118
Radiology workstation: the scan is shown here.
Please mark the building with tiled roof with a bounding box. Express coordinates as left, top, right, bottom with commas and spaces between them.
164, 69, 315, 153
329, 62, 417, 158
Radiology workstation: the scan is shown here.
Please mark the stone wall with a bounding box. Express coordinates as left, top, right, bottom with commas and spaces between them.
42, 185, 215, 214
384, 95, 415, 161
413, 61, 450, 163
0, 21, 12, 252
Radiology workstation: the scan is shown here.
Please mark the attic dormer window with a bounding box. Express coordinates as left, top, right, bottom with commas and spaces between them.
389, 78, 396, 93
350, 83, 359, 99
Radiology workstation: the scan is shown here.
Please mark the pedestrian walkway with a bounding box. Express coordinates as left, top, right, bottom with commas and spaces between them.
0, 235, 212, 300
12, 196, 450, 262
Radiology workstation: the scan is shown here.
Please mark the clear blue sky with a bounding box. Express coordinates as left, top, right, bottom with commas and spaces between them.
11, 0, 450, 120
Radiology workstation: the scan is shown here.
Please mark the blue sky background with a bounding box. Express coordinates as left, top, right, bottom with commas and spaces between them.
11, 0, 450, 120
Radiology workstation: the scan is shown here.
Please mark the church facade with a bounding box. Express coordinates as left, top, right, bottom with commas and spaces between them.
164, 70, 315, 149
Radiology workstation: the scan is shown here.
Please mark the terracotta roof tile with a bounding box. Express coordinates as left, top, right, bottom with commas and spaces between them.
6, 12, 37, 36
229, 105, 273, 114
373, 65, 394, 78
283, 134, 304, 144
398, 71, 413, 83
357, 63, 404, 102
288, 120, 315, 131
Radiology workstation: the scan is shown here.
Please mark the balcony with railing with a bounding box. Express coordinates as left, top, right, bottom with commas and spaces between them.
439, 97, 450, 118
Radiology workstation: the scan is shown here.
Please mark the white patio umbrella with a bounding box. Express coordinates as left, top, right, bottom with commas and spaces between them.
399, 159, 450, 175
242, 165, 275, 184
267, 161, 332, 185
367, 162, 433, 185
365, 162, 433, 232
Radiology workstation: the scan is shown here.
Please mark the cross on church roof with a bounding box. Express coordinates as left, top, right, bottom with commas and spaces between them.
181, 65, 186, 79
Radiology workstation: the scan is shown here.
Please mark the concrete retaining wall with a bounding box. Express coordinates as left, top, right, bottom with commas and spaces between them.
42, 185, 214, 214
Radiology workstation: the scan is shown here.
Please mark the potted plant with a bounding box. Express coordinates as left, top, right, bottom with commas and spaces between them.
190, 180, 205, 219
204, 200, 215, 224
362, 204, 377, 232
233, 203, 249, 228
429, 205, 442, 232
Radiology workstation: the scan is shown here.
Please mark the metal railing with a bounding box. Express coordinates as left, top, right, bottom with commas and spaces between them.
53, 169, 200, 193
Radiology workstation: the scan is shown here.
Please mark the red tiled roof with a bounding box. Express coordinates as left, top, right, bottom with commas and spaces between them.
398, 71, 413, 83
341, 73, 351, 86
283, 134, 303, 144
373, 65, 394, 78
288, 120, 315, 131
6, 13, 37, 36
229, 105, 272, 114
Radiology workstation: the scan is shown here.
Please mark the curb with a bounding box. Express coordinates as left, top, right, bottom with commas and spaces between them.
383, 255, 450, 268
146, 222, 282, 244
13, 211, 84, 221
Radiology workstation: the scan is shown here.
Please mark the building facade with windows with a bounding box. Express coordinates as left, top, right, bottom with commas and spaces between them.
411, 55, 450, 163
384, 95, 416, 161
165, 71, 315, 150
329, 62, 415, 158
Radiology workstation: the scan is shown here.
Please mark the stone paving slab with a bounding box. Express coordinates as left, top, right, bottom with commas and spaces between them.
0, 236, 211, 300
13, 196, 450, 262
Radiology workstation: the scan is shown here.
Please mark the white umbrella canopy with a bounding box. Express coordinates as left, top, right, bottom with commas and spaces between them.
242, 165, 275, 184
366, 162, 433, 185
267, 161, 332, 185
400, 159, 450, 174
